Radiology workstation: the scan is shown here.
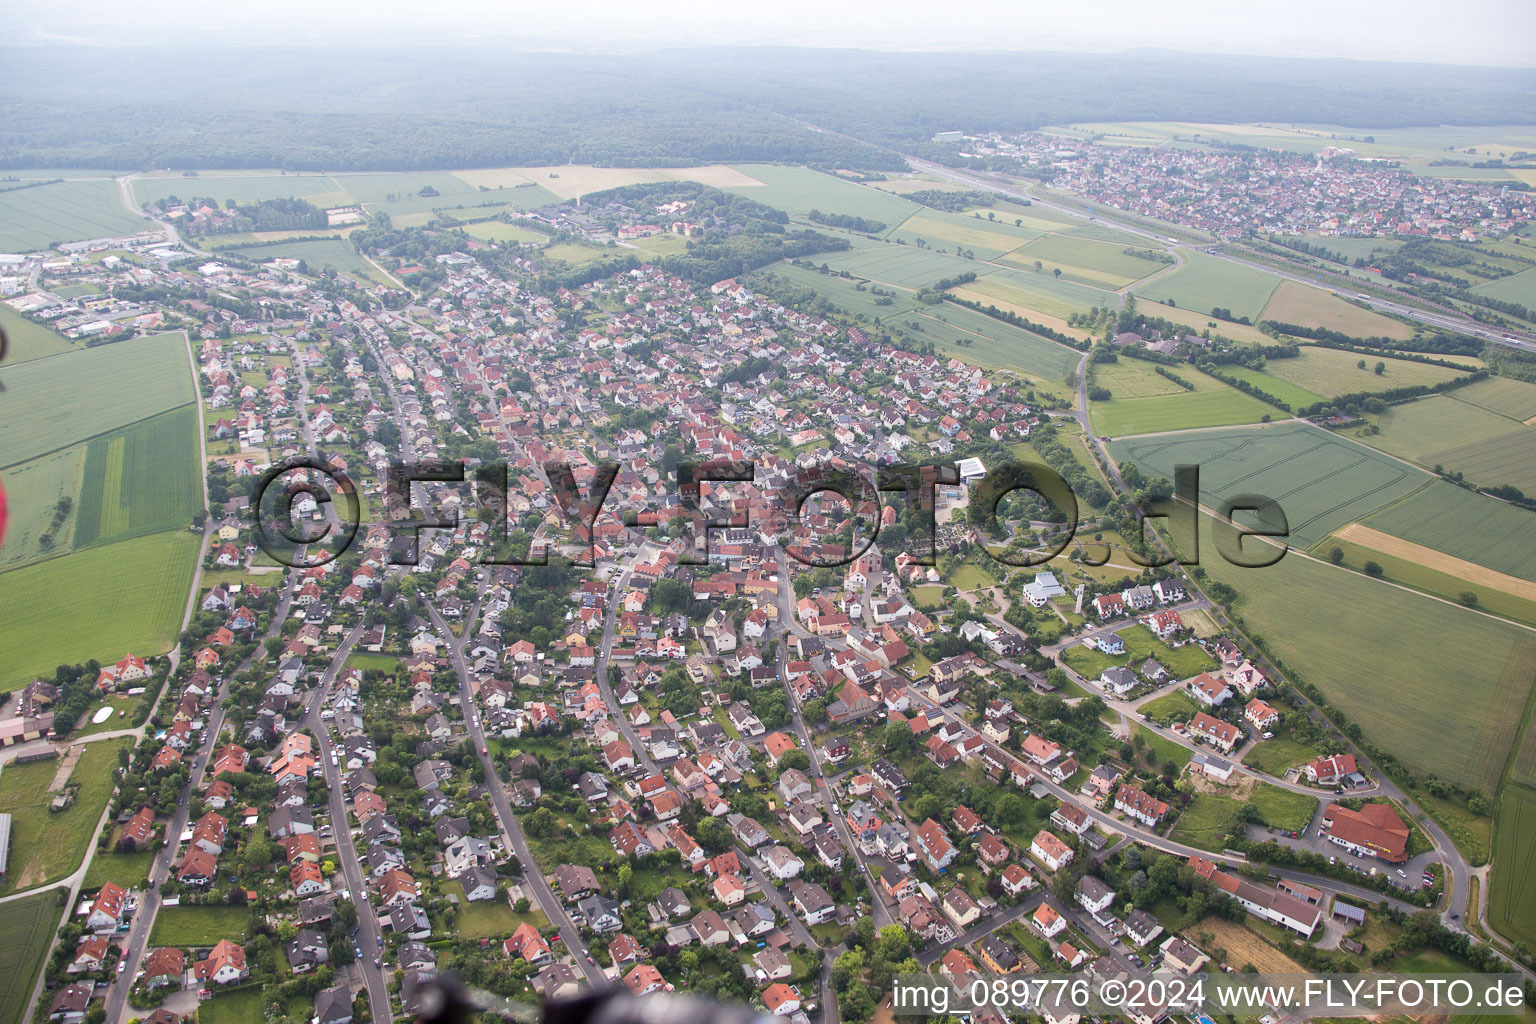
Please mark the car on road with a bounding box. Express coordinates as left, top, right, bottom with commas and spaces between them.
1397, 869, 1407, 878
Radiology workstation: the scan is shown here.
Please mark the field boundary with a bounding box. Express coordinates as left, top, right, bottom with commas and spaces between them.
0, 400, 196, 474
1332, 523, 1536, 602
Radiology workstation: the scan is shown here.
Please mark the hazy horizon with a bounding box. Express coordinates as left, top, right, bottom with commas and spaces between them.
5, 0, 1536, 69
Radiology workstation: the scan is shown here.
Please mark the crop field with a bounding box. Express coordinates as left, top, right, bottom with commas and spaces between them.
0, 332, 193, 468
1197, 513, 1536, 795
1451, 376, 1536, 421
727, 164, 920, 225
0, 888, 64, 1024
1353, 394, 1536, 495
1111, 422, 1429, 546
1257, 346, 1476, 399
0, 530, 200, 689
1133, 251, 1282, 320
329, 170, 479, 204
73, 405, 201, 549
886, 210, 1040, 258
1089, 385, 1274, 438
368, 188, 558, 221
947, 285, 1097, 343
133, 172, 346, 207
1134, 299, 1274, 344
1011, 233, 1165, 288
225, 238, 389, 284
1260, 280, 1414, 339
1095, 359, 1228, 399
970, 265, 1117, 318
0, 179, 152, 251
1318, 524, 1536, 625
1471, 266, 1536, 307
0, 305, 76, 363
755, 263, 922, 320
817, 244, 986, 290
1490, 785, 1536, 948
0, 738, 134, 894
461, 219, 548, 244
1216, 365, 1326, 409
1363, 481, 1536, 581
887, 302, 1080, 381
0, 444, 86, 570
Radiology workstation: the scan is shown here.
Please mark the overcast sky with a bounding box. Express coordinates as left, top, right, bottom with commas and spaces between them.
10, 0, 1536, 68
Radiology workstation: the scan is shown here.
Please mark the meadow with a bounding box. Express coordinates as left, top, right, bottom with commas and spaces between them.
197, 988, 265, 1024
1011, 233, 1165, 288
1260, 280, 1414, 339
73, 404, 202, 549
1471, 265, 1536, 307
0, 888, 65, 1024
1169, 786, 1317, 850
462, 219, 550, 244
727, 164, 920, 225
1095, 359, 1229, 399
1362, 481, 1536, 581
221, 238, 390, 285
1196, 513, 1536, 795
149, 904, 254, 947
0, 530, 200, 689
1216, 364, 1326, 409
1061, 623, 1216, 681
0, 305, 76, 363
1353, 394, 1536, 495
0, 738, 135, 895
886, 210, 1040, 259
0, 444, 86, 571
1133, 250, 1282, 320
1450, 376, 1536, 420
0, 179, 152, 251
1109, 422, 1430, 546
754, 263, 921, 320
1089, 385, 1274, 438
1256, 345, 1476, 399
817, 244, 984, 290
1489, 784, 1536, 949
0, 332, 193, 468
888, 302, 1081, 382
971, 264, 1117, 319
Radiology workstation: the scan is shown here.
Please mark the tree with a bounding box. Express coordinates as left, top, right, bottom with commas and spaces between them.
1052, 267, 1062, 278
1328, 547, 1344, 564
1363, 561, 1384, 577
523, 807, 557, 839
1375, 361, 1386, 375
1458, 591, 1478, 606
1357, 359, 1367, 369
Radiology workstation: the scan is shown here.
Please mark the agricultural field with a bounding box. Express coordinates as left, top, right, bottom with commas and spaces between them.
0, 888, 65, 1024
946, 284, 1097, 343
133, 172, 347, 207
1471, 265, 1536, 307
1109, 422, 1430, 547
753, 263, 921, 320
0, 737, 135, 895
1255, 346, 1477, 399
224, 238, 390, 285
0, 331, 193, 467
329, 170, 480, 204
1133, 250, 1282, 320
0, 530, 201, 689
817, 244, 983, 290
0, 179, 153, 251
1095, 359, 1228, 399
886, 302, 1081, 382
0, 305, 76, 363
73, 405, 202, 549
887, 209, 1041, 258
727, 164, 919, 225
1489, 784, 1536, 949
1260, 280, 1414, 339
1450, 376, 1536, 421
1196, 513, 1536, 795
1362, 481, 1536, 581
0, 444, 86, 571
1089, 384, 1275, 438
971, 265, 1117, 319
148, 903, 254, 947
1216, 364, 1326, 409
1009, 233, 1168, 288
1135, 299, 1274, 344
1350, 394, 1536, 495
460, 219, 549, 244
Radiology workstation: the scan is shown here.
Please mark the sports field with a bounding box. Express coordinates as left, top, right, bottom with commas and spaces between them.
1354, 394, 1536, 495
0, 179, 152, 251
0, 738, 135, 894
1109, 422, 1429, 546
1133, 251, 1282, 321
1089, 385, 1275, 438
73, 404, 202, 549
1256, 346, 1476, 399
0, 888, 65, 1024
1260, 280, 1414, 339
1489, 784, 1536, 948
727, 164, 920, 225
1197, 514, 1536, 796
1363, 481, 1536, 581
0, 332, 194, 468
0, 530, 200, 689
0, 305, 76, 363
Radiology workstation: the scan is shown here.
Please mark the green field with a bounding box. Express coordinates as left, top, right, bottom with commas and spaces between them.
1449, 376, 1536, 420
1489, 784, 1536, 949
1242, 735, 1324, 777
1095, 359, 1228, 400
728, 164, 921, 225
1197, 514, 1536, 795
1471, 266, 1536, 307
82, 842, 156, 890
1139, 690, 1201, 725
1254, 346, 1475, 399
0, 332, 193, 468
149, 904, 254, 947
0, 179, 153, 251
0, 738, 134, 895
133, 172, 347, 207
330, 170, 481, 204
1010, 233, 1165, 288
462, 220, 549, 244
1089, 385, 1275, 437
221, 238, 389, 285
1109, 422, 1430, 547
888, 209, 1041, 259
72, 405, 202, 549
1169, 786, 1316, 850
753, 263, 922, 320
197, 987, 265, 1024
1133, 251, 1282, 321
817, 243, 985, 290
1314, 533, 1536, 626
0, 888, 66, 1024
888, 303, 1081, 381
1363, 481, 1536, 582
1350, 394, 1536, 497
0, 443, 87, 570
1216, 364, 1326, 410
1062, 624, 1217, 682
0, 305, 77, 364
0, 530, 200, 689
970, 265, 1117, 319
